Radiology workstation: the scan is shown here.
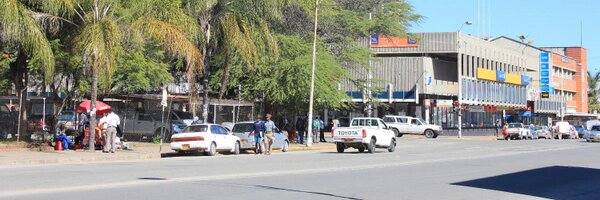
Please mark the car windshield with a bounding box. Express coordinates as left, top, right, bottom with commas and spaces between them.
508, 124, 522, 128
182, 125, 208, 133
417, 118, 427, 125
232, 123, 253, 132
592, 126, 600, 131
58, 114, 74, 121
172, 111, 193, 119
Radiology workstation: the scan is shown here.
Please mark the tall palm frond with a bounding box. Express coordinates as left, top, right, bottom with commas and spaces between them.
130, 17, 203, 86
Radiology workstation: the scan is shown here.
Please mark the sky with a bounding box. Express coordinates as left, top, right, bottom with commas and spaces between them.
407, 0, 599, 72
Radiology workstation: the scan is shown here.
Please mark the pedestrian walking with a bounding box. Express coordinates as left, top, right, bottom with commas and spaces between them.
264, 113, 277, 155
502, 122, 508, 139
319, 117, 326, 142
529, 124, 536, 139
495, 120, 501, 137
296, 116, 305, 144
333, 118, 340, 129
312, 117, 321, 144
251, 115, 265, 155
98, 111, 120, 153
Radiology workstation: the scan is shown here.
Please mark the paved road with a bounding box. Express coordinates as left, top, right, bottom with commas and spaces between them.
1, 138, 599, 200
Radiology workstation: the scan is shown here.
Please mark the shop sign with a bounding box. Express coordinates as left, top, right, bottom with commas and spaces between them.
484, 106, 497, 113
370, 34, 418, 48
541, 92, 550, 98
467, 105, 485, 112
477, 68, 496, 81
437, 100, 453, 107
527, 89, 540, 101
496, 70, 506, 81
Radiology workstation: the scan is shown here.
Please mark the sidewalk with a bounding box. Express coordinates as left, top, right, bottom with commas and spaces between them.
0, 142, 162, 166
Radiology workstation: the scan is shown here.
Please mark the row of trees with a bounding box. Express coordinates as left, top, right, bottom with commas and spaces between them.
588, 71, 600, 111
0, 0, 421, 143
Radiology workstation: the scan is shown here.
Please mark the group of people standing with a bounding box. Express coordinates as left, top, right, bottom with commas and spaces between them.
294, 116, 335, 144
63, 111, 121, 153
251, 113, 277, 155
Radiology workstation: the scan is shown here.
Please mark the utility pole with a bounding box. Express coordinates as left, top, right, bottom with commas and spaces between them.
306, 0, 319, 147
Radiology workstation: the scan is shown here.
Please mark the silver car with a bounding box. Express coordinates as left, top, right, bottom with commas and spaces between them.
231, 122, 289, 153
534, 126, 551, 139
585, 125, 600, 142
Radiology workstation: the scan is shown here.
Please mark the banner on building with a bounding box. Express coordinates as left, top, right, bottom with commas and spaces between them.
370, 34, 418, 48
437, 100, 453, 107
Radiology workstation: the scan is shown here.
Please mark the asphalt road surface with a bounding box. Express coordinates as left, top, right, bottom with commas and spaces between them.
1, 138, 599, 200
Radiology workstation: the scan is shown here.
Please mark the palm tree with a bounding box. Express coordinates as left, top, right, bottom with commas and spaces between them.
588, 71, 600, 111
65, 0, 202, 151
182, 0, 281, 122
0, 0, 74, 139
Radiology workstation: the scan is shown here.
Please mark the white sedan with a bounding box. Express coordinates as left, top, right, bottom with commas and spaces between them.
170, 124, 241, 156
231, 122, 290, 153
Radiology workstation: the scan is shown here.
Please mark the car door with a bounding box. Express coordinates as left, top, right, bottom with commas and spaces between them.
379, 119, 393, 146
135, 112, 156, 135
397, 117, 409, 133
232, 123, 253, 149
272, 128, 284, 148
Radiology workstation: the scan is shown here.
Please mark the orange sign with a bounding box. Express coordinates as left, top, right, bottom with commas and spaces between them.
370, 34, 418, 48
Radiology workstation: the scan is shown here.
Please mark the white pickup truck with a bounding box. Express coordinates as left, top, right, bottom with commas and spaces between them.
331, 118, 396, 154
505, 123, 531, 140
383, 116, 443, 138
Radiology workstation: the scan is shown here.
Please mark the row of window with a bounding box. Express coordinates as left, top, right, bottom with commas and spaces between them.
461, 54, 527, 78
461, 79, 526, 105
553, 66, 576, 80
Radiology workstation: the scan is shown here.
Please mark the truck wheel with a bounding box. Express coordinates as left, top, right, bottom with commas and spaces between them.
367, 138, 375, 154
358, 146, 365, 153
336, 142, 345, 153
387, 139, 396, 152
424, 130, 435, 138
392, 128, 401, 137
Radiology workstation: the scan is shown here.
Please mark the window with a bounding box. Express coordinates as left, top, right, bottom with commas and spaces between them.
183, 125, 208, 133
383, 117, 396, 123
138, 113, 153, 121
368, 119, 379, 127
379, 120, 388, 129
396, 117, 408, 123
411, 119, 418, 125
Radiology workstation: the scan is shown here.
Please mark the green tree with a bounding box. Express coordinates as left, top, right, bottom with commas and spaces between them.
64, 0, 202, 150
182, 0, 282, 121
0, 0, 74, 138
231, 0, 422, 114
588, 70, 600, 111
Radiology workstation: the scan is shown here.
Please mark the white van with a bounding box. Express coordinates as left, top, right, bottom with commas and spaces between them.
555, 121, 571, 139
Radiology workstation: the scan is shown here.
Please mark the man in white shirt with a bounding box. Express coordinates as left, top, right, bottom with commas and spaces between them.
98, 111, 120, 153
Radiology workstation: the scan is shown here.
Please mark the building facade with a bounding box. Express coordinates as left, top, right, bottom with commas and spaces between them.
337, 32, 588, 135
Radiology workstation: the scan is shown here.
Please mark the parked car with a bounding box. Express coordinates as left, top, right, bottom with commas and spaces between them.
505, 123, 529, 140
534, 126, 551, 139
554, 121, 571, 139
28, 114, 54, 132
383, 115, 442, 138
585, 125, 600, 142
230, 122, 290, 153
332, 118, 396, 153
121, 110, 194, 141
574, 125, 587, 139
57, 111, 77, 134
170, 124, 241, 156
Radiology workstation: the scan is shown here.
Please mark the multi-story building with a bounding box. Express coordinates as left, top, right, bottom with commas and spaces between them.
331, 32, 589, 136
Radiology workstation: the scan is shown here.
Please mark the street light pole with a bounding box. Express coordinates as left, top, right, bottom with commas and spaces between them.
456, 21, 472, 139
306, 0, 319, 147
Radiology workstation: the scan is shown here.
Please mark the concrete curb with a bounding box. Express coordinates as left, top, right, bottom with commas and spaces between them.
288, 144, 336, 151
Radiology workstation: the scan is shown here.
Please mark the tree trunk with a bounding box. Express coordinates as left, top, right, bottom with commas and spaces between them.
218, 46, 230, 100
88, 66, 98, 151
10, 49, 29, 141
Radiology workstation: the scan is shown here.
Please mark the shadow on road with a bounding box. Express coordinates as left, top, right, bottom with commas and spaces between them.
452, 166, 600, 200
254, 185, 363, 200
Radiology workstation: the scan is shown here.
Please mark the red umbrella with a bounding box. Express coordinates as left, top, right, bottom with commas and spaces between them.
76, 100, 112, 115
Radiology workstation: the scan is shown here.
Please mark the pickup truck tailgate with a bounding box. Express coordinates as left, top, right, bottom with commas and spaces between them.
333, 128, 363, 138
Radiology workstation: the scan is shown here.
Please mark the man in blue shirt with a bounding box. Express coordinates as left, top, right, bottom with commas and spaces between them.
252, 115, 265, 155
